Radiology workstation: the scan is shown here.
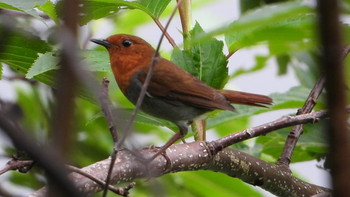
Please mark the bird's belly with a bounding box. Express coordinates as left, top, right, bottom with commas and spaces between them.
125, 88, 209, 123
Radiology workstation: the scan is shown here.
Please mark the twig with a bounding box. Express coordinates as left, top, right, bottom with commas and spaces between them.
226, 50, 237, 60
153, 19, 177, 48
100, 78, 120, 197
0, 159, 34, 176
277, 76, 325, 166
67, 165, 135, 196
177, 0, 188, 36
210, 107, 350, 153
278, 44, 350, 166
99, 78, 118, 143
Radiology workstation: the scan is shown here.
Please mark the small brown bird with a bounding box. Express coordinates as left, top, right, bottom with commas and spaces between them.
91, 34, 272, 160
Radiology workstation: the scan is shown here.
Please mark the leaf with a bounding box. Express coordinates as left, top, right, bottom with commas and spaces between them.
276, 54, 290, 75
225, 12, 316, 53
81, 50, 110, 73
86, 108, 177, 131
75, 0, 171, 25
0, 0, 47, 18
171, 22, 228, 89
180, 171, 263, 197
136, 0, 171, 18
290, 52, 319, 89
230, 55, 268, 78
37, 0, 59, 24
26, 52, 59, 79
256, 120, 328, 162
191, 2, 314, 53
171, 48, 196, 75
0, 31, 52, 77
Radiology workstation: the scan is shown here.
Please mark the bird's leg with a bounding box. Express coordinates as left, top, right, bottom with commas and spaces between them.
147, 124, 188, 162
146, 132, 182, 162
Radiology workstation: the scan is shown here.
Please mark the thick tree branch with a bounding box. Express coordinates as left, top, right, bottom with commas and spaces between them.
30, 144, 331, 197
29, 108, 344, 197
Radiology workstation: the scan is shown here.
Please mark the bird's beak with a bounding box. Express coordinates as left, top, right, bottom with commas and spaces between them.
90, 38, 113, 48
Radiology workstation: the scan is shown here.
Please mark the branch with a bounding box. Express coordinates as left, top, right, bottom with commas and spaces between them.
153, 19, 177, 48
0, 159, 34, 176
30, 144, 331, 197
210, 107, 341, 153
29, 108, 344, 197
277, 76, 325, 166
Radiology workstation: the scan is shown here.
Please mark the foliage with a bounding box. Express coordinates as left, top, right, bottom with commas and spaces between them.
0, 0, 348, 196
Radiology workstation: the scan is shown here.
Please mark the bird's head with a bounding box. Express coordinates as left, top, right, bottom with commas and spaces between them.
91, 34, 156, 92
91, 34, 156, 70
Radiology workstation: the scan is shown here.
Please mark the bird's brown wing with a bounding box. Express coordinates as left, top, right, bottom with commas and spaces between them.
137, 58, 235, 111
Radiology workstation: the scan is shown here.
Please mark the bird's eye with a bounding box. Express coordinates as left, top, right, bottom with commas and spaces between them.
122, 39, 132, 47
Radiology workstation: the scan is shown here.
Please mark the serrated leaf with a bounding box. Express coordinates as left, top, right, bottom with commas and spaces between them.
26, 52, 59, 79
171, 48, 196, 75
0, 32, 51, 75
172, 22, 228, 89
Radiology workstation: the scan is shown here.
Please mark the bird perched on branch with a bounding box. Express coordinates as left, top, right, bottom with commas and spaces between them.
91, 34, 272, 160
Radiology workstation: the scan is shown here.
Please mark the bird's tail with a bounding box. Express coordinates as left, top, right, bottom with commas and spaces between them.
219, 90, 273, 107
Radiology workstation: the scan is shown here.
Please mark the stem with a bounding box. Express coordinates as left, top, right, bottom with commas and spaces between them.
177, 0, 192, 49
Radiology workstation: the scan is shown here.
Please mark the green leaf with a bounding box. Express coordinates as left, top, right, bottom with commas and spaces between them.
37, 0, 59, 24
239, 0, 262, 13
171, 48, 196, 75
225, 12, 316, 53
276, 54, 290, 75
136, 0, 171, 18
180, 171, 263, 197
256, 120, 328, 162
76, 0, 171, 25
191, 2, 314, 53
172, 22, 228, 89
230, 55, 268, 78
290, 52, 319, 89
81, 50, 110, 73
0, 3, 22, 11
0, 32, 52, 76
26, 52, 59, 79
0, 0, 47, 18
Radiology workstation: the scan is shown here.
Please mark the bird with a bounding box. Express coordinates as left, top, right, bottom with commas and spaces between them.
91, 34, 272, 160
